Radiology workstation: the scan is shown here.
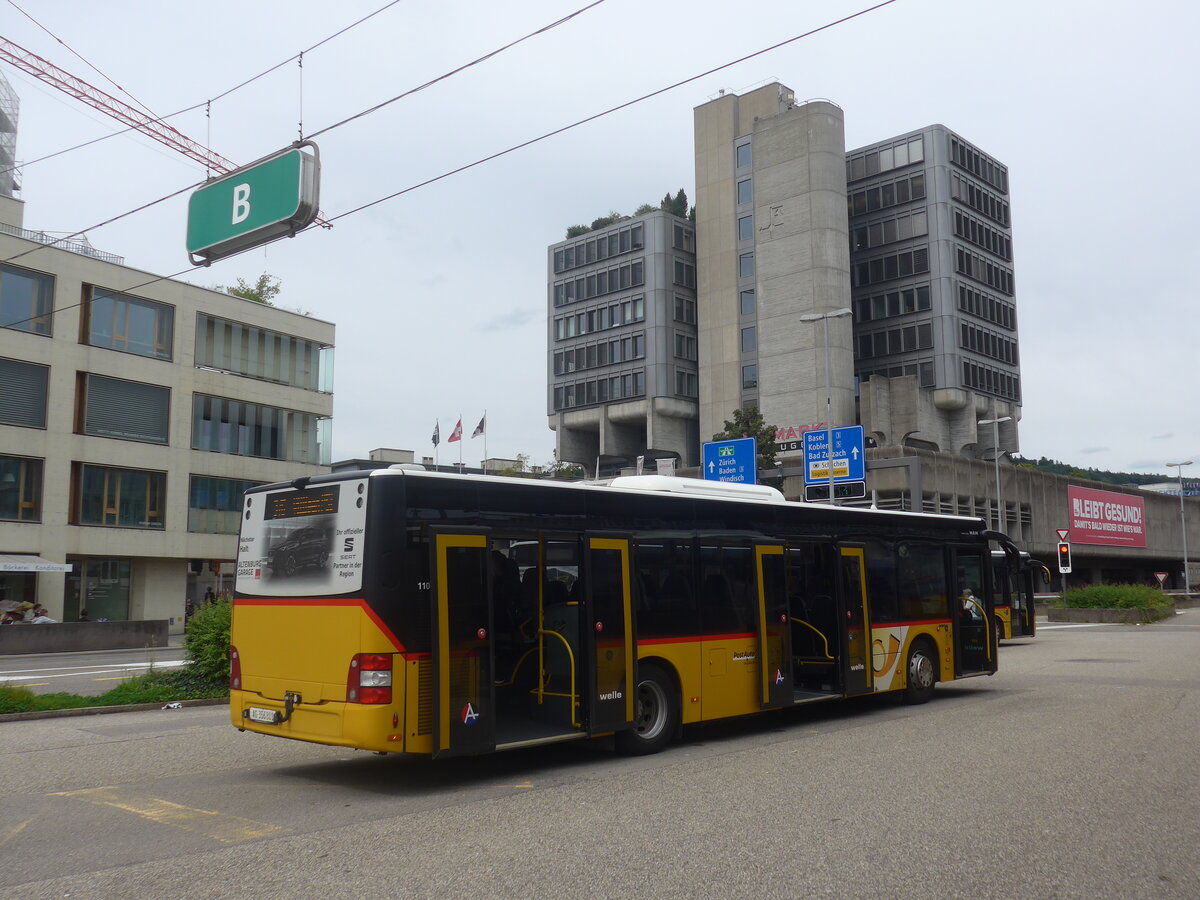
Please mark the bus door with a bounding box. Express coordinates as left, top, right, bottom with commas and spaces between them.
753, 544, 793, 708
952, 548, 994, 675
839, 546, 872, 696
585, 537, 635, 733
1015, 563, 1044, 637
430, 531, 495, 758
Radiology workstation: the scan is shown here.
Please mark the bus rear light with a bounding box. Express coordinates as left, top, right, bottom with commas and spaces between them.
347, 653, 393, 704
230, 646, 241, 690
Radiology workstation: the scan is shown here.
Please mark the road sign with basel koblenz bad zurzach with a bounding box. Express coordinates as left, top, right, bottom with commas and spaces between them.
803, 425, 865, 485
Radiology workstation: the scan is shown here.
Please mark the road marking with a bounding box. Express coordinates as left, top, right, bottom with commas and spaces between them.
52, 787, 288, 844
94, 676, 132, 682
1038, 623, 1109, 630
0, 660, 186, 685
0, 819, 30, 849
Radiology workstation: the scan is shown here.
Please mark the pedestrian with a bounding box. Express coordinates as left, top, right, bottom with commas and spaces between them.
30, 604, 58, 624
204, 587, 215, 605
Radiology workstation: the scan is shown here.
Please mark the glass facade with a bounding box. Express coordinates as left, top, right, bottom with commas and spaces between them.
64, 558, 131, 622
189, 475, 262, 533
191, 394, 329, 464
195, 313, 333, 391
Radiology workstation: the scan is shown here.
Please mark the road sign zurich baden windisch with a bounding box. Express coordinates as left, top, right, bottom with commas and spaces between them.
702, 437, 757, 484
803, 425, 865, 485
186, 142, 321, 265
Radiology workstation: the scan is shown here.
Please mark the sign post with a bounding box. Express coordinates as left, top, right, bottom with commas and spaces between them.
802, 426, 865, 504
702, 437, 757, 484
186, 142, 321, 265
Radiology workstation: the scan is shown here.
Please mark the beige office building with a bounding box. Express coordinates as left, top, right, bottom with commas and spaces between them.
0, 194, 333, 631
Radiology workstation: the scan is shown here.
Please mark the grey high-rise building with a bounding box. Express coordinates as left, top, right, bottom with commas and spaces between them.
547, 210, 698, 476
692, 83, 1021, 472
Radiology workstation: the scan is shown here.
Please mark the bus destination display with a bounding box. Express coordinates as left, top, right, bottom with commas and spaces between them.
265, 485, 340, 520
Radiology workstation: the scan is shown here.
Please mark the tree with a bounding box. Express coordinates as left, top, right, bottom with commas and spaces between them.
712, 406, 779, 479
660, 188, 689, 218
633, 203, 657, 216
223, 273, 281, 305
565, 224, 590, 238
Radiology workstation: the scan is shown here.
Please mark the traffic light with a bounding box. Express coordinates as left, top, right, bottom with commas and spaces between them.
1057, 541, 1072, 574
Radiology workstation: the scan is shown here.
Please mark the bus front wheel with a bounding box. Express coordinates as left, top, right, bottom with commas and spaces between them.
902, 641, 937, 705
615, 663, 678, 755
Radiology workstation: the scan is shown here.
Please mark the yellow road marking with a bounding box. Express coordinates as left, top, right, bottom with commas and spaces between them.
0, 819, 30, 849
52, 787, 288, 844
21, 682, 49, 688
94, 676, 130, 682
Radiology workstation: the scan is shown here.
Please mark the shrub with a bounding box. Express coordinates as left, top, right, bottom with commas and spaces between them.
185, 596, 232, 684
1060, 583, 1173, 611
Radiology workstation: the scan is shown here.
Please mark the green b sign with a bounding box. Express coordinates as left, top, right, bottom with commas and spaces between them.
186, 143, 320, 264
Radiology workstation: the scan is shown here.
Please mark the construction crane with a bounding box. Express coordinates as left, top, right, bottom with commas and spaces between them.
0, 35, 329, 227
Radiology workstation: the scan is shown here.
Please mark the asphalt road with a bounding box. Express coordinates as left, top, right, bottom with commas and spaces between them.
1, 613, 1197, 899
0, 643, 188, 697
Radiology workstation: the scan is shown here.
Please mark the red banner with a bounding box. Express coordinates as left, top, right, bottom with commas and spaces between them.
1067, 486, 1146, 547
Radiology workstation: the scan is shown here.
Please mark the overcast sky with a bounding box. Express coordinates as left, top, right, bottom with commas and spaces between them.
4, 0, 1197, 477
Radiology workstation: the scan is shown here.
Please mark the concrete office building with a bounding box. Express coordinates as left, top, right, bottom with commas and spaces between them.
0, 192, 333, 630
547, 210, 698, 476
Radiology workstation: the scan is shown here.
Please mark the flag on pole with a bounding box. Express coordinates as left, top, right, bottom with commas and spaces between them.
448, 418, 463, 443
431, 421, 440, 447
472, 414, 486, 439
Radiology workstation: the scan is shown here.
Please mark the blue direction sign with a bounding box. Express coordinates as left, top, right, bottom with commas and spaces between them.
803, 426, 865, 485
702, 437, 757, 484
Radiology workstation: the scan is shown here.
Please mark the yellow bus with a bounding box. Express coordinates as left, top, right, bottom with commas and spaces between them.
991, 550, 1049, 641
231, 469, 1019, 757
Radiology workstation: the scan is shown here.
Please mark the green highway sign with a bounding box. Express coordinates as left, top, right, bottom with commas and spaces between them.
186, 142, 320, 264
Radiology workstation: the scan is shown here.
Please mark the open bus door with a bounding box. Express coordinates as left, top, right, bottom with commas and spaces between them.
952, 547, 995, 676
1015, 560, 1048, 637
839, 545, 873, 696
584, 536, 635, 734
430, 531, 496, 758
754, 544, 792, 708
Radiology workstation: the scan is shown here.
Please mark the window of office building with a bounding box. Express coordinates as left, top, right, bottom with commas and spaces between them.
0, 358, 49, 428
674, 296, 697, 324
736, 142, 752, 169
738, 215, 754, 241
0, 455, 42, 522
741, 326, 757, 352
675, 369, 698, 398
740, 290, 756, 316
739, 253, 755, 278
742, 364, 758, 390
82, 287, 173, 360
77, 374, 170, 444
74, 464, 166, 529
191, 394, 328, 464
1, 262, 54, 336
189, 475, 263, 533
195, 314, 333, 391
737, 179, 752, 205
674, 332, 697, 361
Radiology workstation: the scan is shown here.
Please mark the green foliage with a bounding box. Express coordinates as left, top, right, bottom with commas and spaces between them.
660, 188, 689, 217
1059, 583, 1173, 611
712, 406, 779, 478
633, 203, 656, 216
1010, 456, 1165, 487
223, 272, 281, 305
185, 597, 232, 683
565, 224, 590, 238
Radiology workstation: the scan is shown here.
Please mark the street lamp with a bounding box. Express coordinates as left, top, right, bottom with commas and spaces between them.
1166, 460, 1192, 595
799, 307, 853, 504
977, 413, 1012, 531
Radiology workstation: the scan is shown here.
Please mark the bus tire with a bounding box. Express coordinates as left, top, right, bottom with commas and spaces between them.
902, 640, 937, 705
615, 663, 678, 755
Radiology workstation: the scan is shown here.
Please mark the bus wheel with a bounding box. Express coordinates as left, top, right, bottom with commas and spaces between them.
902, 641, 937, 705
615, 663, 678, 755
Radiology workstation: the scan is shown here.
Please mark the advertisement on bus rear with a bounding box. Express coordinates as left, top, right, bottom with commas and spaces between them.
235, 478, 368, 595
1066, 485, 1146, 547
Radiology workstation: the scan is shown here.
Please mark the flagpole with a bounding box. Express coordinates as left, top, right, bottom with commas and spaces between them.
483, 409, 487, 470
458, 413, 463, 471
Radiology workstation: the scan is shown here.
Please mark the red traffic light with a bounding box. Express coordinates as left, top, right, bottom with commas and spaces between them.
1057, 541, 1072, 573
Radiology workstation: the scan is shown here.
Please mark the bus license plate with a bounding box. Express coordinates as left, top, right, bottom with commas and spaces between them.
247, 707, 279, 724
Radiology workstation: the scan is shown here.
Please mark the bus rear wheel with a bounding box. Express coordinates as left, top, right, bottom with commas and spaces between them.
615, 663, 678, 755
902, 641, 937, 705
